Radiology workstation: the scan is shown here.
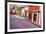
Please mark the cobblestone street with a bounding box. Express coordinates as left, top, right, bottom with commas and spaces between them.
10, 15, 39, 29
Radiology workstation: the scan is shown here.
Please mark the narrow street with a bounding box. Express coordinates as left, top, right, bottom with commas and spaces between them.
10, 15, 39, 29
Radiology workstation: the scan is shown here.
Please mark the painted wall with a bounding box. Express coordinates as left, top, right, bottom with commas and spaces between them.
28, 6, 40, 26
28, 6, 40, 21
28, 6, 40, 14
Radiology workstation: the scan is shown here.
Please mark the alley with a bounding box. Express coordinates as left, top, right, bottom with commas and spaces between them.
10, 15, 39, 29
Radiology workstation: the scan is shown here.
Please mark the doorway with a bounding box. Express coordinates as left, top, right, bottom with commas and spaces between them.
33, 14, 37, 22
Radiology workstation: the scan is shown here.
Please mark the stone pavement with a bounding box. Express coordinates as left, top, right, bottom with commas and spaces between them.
10, 15, 39, 29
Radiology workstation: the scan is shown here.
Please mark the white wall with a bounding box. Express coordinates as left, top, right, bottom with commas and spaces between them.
0, 0, 4, 34
0, 0, 46, 34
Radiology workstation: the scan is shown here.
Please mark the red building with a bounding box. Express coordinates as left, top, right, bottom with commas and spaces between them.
28, 6, 40, 26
